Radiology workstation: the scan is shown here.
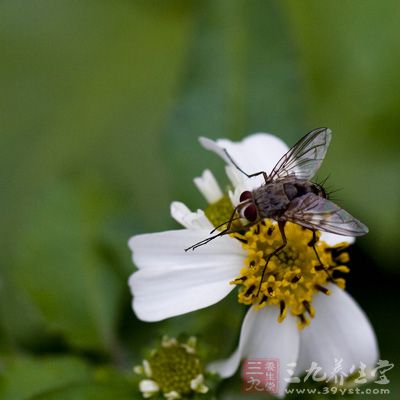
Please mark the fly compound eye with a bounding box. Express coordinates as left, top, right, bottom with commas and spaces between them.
244, 204, 258, 222
240, 190, 253, 202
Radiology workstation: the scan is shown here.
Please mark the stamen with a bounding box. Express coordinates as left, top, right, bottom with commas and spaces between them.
291, 274, 301, 283
297, 313, 310, 329
302, 300, 315, 318
333, 277, 346, 289
230, 276, 247, 285
333, 265, 350, 273
314, 284, 331, 295
245, 285, 256, 297
278, 300, 287, 322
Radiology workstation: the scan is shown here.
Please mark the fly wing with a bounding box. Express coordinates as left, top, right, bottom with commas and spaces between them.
282, 193, 368, 236
268, 128, 331, 181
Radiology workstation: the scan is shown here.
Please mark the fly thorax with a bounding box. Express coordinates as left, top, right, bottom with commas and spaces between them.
253, 183, 290, 218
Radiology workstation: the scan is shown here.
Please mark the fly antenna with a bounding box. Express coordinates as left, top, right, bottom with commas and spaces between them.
209, 216, 242, 234
185, 203, 244, 251
184, 229, 230, 251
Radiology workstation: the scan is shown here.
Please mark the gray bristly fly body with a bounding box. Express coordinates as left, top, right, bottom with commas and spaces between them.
185, 128, 368, 294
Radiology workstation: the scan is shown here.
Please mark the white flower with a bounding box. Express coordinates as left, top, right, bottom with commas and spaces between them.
134, 336, 209, 399
129, 133, 379, 397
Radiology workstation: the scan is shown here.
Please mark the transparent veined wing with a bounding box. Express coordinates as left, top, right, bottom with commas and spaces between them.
268, 128, 332, 181
282, 193, 368, 236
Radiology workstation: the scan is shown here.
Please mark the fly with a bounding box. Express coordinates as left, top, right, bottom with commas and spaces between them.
185, 128, 368, 293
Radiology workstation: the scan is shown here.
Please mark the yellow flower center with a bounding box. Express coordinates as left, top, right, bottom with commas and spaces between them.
149, 339, 203, 395
204, 196, 237, 228
230, 220, 350, 329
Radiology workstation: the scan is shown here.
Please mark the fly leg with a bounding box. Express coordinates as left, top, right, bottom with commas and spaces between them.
256, 221, 287, 297
308, 230, 333, 281
223, 149, 268, 183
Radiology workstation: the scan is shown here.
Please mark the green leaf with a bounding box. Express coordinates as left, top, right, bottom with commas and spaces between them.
29, 384, 134, 400
0, 0, 193, 350
0, 356, 136, 400
13, 180, 123, 351
0, 356, 91, 400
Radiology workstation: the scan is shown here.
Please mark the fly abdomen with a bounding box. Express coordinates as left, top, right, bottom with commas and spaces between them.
283, 181, 326, 201
283, 183, 298, 200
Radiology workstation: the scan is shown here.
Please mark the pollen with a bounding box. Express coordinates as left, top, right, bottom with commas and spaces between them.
230, 220, 350, 329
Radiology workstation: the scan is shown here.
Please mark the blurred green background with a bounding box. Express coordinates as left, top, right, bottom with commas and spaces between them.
1, 0, 399, 398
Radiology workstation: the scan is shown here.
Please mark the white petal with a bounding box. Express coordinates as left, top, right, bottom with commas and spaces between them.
190, 374, 209, 393
139, 379, 159, 396
143, 359, 152, 377
161, 335, 178, 348
198, 136, 232, 164
296, 285, 378, 377
129, 229, 243, 269
225, 165, 253, 206
200, 133, 289, 189
170, 201, 213, 230
164, 391, 181, 400
320, 231, 355, 246
227, 187, 242, 210
225, 165, 246, 189
129, 264, 240, 322
133, 365, 144, 374
193, 169, 223, 203
129, 229, 245, 321
208, 306, 299, 398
